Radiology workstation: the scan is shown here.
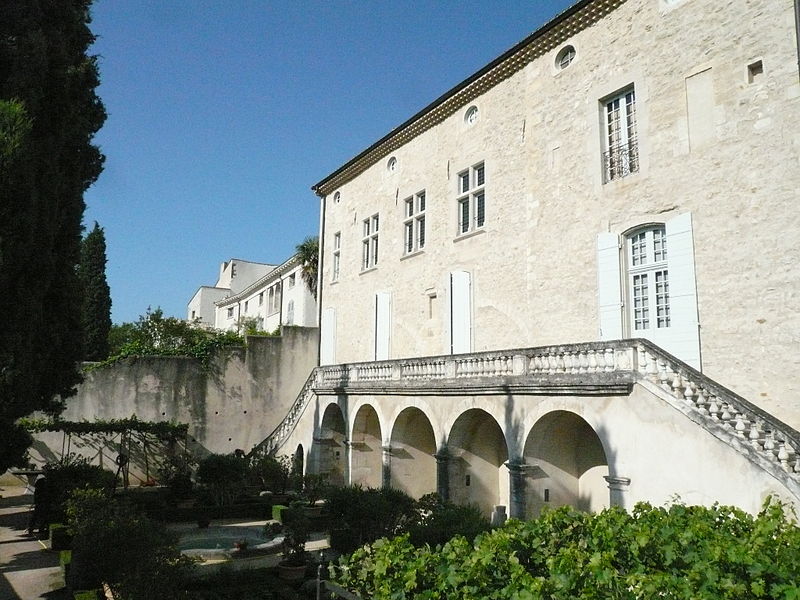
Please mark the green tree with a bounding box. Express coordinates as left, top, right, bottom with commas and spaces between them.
296, 236, 319, 299
79, 222, 112, 361
0, 1, 106, 470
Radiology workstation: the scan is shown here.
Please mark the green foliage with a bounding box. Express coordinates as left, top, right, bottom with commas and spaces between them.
157, 451, 196, 501
0, 422, 33, 470
296, 236, 319, 299
326, 485, 417, 555
96, 307, 244, 371
280, 503, 311, 566
248, 454, 291, 493
196, 453, 248, 507
332, 499, 800, 600
0, 0, 106, 472
79, 222, 112, 361
67, 488, 194, 599
37, 455, 116, 528
406, 493, 490, 548
19, 415, 188, 439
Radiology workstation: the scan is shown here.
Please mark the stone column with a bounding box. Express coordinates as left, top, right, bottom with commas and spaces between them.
505, 461, 527, 519
381, 445, 392, 488
434, 450, 450, 501
604, 475, 631, 509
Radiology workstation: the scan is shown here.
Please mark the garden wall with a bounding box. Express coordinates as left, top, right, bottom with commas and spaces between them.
25, 327, 319, 481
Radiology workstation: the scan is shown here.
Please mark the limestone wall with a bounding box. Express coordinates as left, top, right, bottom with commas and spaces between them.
27, 327, 319, 472
319, 0, 800, 427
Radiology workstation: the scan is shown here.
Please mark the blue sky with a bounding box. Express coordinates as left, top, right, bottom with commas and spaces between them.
84, 1, 576, 324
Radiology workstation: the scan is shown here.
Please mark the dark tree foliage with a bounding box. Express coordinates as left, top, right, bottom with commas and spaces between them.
296, 236, 318, 299
0, 0, 105, 470
79, 221, 111, 361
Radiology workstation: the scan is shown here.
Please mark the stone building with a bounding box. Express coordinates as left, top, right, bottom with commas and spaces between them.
188, 254, 317, 332
258, 0, 800, 518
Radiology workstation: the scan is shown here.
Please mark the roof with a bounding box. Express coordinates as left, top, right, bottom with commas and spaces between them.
311, 0, 625, 197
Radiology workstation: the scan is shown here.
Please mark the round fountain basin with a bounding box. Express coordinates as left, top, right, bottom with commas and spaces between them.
178, 525, 282, 559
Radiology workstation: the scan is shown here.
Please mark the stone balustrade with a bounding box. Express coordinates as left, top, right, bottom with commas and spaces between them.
251, 339, 800, 486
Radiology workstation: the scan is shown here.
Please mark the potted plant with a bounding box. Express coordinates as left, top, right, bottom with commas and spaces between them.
301, 473, 328, 516
276, 504, 310, 581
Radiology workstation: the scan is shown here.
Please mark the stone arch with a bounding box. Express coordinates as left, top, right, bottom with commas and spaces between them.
313, 403, 347, 487
447, 408, 509, 516
389, 406, 437, 499
350, 404, 383, 488
522, 410, 609, 518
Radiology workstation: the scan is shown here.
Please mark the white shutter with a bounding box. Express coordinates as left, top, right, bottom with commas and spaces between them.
450, 271, 472, 354
597, 232, 623, 340
320, 307, 336, 365
374, 292, 391, 360
665, 212, 701, 369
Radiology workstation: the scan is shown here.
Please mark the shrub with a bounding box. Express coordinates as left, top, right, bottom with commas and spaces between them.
325, 485, 416, 554
407, 493, 491, 548
33, 456, 116, 530
196, 453, 248, 507
331, 498, 800, 600
67, 488, 194, 599
247, 454, 290, 493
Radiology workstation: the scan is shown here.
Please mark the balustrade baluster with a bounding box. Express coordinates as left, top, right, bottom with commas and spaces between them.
646, 352, 659, 382
671, 372, 683, 400
605, 347, 615, 372
720, 403, 733, 428
734, 414, 748, 439
683, 380, 695, 406
778, 443, 791, 472
658, 359, 671, 390
764, 432, 777, 459
695, 389, 708, 415
749, 420, 764, 450
588, 350, 598, 372
563, 352, 573, 373
708, 396, 720, 420
636, 345, 647, 375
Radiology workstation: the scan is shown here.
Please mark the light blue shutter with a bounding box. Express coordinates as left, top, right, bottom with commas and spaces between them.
665, 213, 701, 369
374, 292, 391, 360
320, 307, 336, 365
597, 232, 623, 340
450, 271, 472, 354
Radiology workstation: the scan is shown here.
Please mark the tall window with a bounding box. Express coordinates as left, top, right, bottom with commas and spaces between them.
332, 232, 341, 281
457, 162, 485, 235
628, 226, 669, 330
362, 214, 379, 270
268, 283, 281, 314
603, 88, 638, 182
403, 191, 426, 254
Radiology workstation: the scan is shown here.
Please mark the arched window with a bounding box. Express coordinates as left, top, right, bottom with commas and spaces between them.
596, 213, 700, 369
626, 225, 669, 330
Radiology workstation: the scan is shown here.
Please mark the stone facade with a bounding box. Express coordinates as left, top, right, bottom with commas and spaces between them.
314, 0, 800, 428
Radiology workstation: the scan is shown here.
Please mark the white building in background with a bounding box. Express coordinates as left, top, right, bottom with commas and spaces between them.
214, 254, 317, 332
187, 259, 274, 327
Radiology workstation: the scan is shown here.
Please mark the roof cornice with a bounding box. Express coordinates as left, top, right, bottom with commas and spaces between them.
311, 0, 625, 197
215, 254, 301, 307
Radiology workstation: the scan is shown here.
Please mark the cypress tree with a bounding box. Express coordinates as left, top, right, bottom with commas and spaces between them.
79, 222, 112, 361
0, 0, 105, 470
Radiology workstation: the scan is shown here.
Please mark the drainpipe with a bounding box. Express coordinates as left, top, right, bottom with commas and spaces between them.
314, 191, 327, 367
795, 0, 800, 79
278, 274, 284, 329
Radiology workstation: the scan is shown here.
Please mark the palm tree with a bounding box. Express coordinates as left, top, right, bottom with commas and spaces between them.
296, 236, 319, 299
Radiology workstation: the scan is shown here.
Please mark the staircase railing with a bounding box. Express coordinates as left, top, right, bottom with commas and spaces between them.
251, 339, 800, 486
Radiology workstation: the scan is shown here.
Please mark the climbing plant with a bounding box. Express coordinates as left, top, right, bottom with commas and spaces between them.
331, 499, 800, 600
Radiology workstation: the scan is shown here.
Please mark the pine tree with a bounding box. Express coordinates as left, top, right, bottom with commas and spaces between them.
0, 0, 105, 470
79, 222, 112, 361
